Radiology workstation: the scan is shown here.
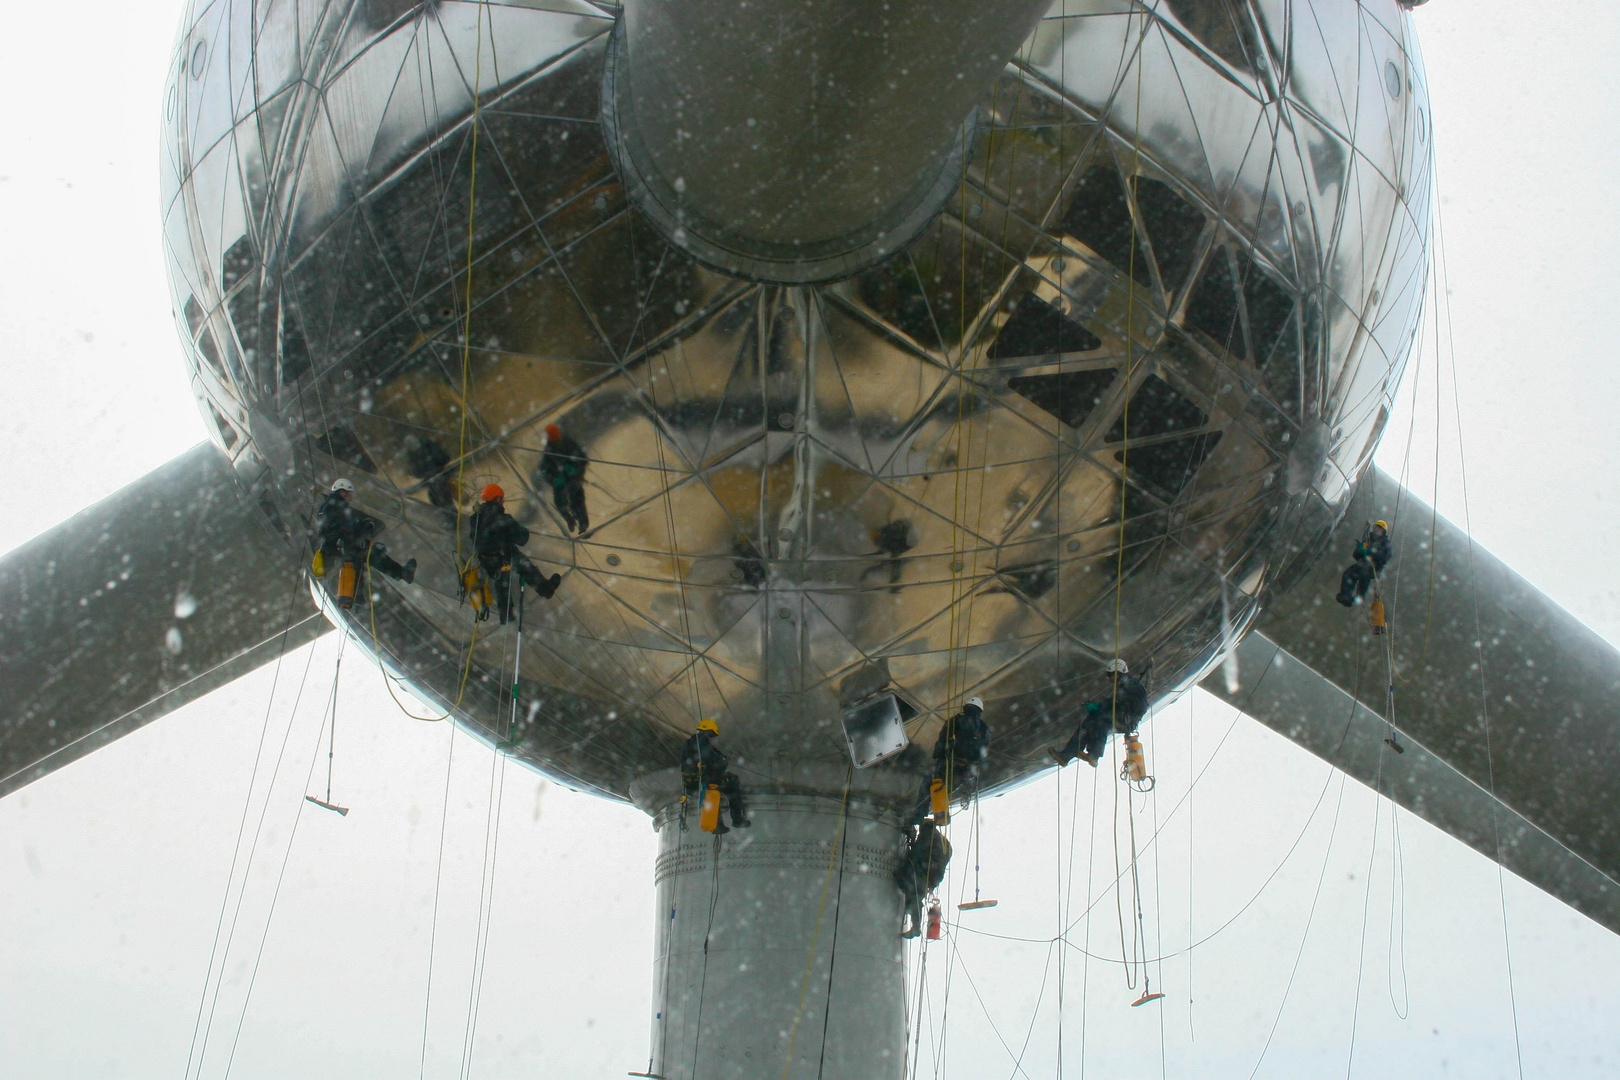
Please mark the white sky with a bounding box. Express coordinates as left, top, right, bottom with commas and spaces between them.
3, 2, 1620, 1077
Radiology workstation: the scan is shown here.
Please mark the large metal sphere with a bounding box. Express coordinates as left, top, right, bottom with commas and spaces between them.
160, 0, 1431, 804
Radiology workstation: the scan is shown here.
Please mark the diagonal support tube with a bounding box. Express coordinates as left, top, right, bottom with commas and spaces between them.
0, 444, 326, 798
1205, 467, 1620, 933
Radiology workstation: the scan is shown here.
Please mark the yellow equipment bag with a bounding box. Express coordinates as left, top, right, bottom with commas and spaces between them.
336, 561, 357, 609
311, 550, 326, 578
1370, 595, 1386, 635
462, 566, 488, 613
700, 784, 722, 833
1122, 734, 1147, 784
930, 777, 950, 824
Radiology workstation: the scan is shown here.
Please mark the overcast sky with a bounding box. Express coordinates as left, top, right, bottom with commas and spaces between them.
3, 2, 1620, 1078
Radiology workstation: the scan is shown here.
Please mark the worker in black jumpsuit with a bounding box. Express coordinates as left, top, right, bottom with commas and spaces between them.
469, 484, 561, 624
313, 478, 416, 601
1050, 659, 1148, 767
1336, 520, 1392, 607
910, 696, 990, 825
680, 718, 750, 833
872, 519, 916, 593
539, 423, 590, 535
895, 821, 952, 938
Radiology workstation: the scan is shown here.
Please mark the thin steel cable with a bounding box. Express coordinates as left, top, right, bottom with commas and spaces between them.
1245, 769, 1351, 1080
813, 798, 856, 1080
1435, 186, 1525, 1080
457, 601, 517, 1080
1246, 632, 1374, 1079
1385, 796, 1410, 1020
221, 638, 344, 1079
182, 579, 306, 1080
1186, 683, 1196, 1041
687, 834, 724, 1078
1344, 741, 1388, 1078
193, 630, 325, 1079
417, 712, 461, 1080
942, 937, 1038, 1080
1001, 940, 1058, 1080
782, 770, 854, 1080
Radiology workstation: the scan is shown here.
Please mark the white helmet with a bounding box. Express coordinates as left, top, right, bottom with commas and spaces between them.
1106, 658, 1129, 674
330, 478, 356, 494
966, 696, 984, 710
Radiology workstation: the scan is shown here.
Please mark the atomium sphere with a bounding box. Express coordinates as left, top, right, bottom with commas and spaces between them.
159, 0, 1431, 805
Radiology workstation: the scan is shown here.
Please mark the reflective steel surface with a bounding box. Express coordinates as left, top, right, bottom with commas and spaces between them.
160, 0, 1432, 804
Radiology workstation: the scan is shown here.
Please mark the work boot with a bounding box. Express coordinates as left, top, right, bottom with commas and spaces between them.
714, 821, 731, 836
1076, 749, 1100, 767
901, 924, 921, 940
1335, 590, 1356, 607
731, 813, 751, 829
1047, 747, 1072, 768
403, 558, 417, 584
539, 572, 561, 599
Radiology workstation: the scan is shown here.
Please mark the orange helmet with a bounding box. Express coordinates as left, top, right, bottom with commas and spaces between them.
481, 484, 504, 502
544, 423, 562, 442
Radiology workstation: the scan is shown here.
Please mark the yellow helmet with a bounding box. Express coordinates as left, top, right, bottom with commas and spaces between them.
696, 718, 720, 735
1373, 520, 1388, 530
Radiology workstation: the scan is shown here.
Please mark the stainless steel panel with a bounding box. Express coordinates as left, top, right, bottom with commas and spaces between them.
159, 0, 1434, 806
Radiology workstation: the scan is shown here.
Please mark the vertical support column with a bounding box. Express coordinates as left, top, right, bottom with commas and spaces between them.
602, 0, 1053, 281
648, 794, 907, 1080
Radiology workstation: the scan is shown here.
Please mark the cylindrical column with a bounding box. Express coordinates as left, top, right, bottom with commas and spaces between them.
646, 793, 908, 1080
602, 0, 1053, 281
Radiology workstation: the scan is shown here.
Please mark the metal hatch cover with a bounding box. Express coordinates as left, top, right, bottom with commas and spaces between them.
841, 692, 911, 769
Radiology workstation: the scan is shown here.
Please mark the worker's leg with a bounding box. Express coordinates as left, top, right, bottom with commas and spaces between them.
514, 554, 561, 598
1355, 566, 1375, 601
1080, 715, 1111, 760
566, 481, 589, 534
720, 772, 749, 827
552, 483, 578, 533
1338, 563, 1373, 606
1336, 564, 1360, 606
902, 889, 922, 937
909, 778, 935, 826
1051, 722, 1084, 765
489, 568, 514, 623
366, 543, 416, 584
956, 758, 981, 801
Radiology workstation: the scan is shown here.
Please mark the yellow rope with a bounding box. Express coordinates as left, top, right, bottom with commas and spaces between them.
360, 1, 492, 726
1110, 5, 1150, 991
452, 1, 488, 577
365, 541, 484, 722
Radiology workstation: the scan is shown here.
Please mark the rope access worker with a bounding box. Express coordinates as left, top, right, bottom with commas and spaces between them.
469, 484, 561, 623
1049, 658, 1148, 767
895, 821, 952, 939
871, 519, 917, 593
1336, 519, 1392, 607
312, 478, 416, 609
910, 696, 990, 825
539, 423, 590, 535
679, 718, 750, 833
